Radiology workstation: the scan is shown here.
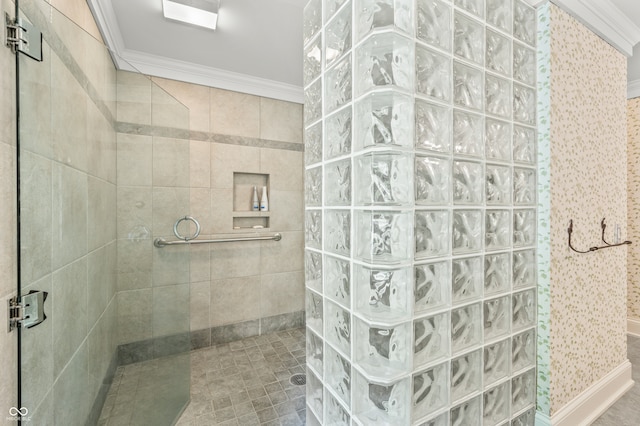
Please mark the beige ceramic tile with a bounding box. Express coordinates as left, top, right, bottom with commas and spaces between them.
152, 83, 189, 130
260, 98, 303, 143
190, 188, 213, 236
0, 293, 18, 420
190, 243, 211, 283
210, 88, 260, 138
116, 71, 152, 125
152, 244, 190, 287
210, 240, 261, 279
87, 242, 117, 329
260, 148, 304, 191
86, 104, 117, 183
117, 186, 152, 240
153, 284, 190, 336
211, 143, 261, 189
117, 239, 152, 291
118, 289, 153, 344
0, 142, 16, 298
190, 281, 210, 331
153, 77, 211, 132
266, 190, 303, 232
209, 276, 261, 327
260, 271, 305, 317
152, 187, 190, 238
152, 137, 190, 187
210, 189, 234, 233
190, 140, 211, 188
260, 231, 304, 275
52, 342, 91, 425
0, 18, 16, 147
117, 133, 153, 186
88, 177, 117, 251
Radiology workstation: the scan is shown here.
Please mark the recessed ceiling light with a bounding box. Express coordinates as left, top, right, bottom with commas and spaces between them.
162, 0, 220, 30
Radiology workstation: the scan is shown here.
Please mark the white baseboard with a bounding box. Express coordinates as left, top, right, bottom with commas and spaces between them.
628, 317, 640, 337
550, 360, 634, 426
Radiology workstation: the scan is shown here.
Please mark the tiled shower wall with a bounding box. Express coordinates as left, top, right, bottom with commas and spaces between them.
115, 73, 305, 350
303, 0, 537, 424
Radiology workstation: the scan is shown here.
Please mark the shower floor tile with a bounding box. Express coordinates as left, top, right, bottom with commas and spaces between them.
100, 328, 306, 425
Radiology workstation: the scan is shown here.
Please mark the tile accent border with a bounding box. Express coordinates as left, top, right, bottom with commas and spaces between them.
115, 122, 304, 152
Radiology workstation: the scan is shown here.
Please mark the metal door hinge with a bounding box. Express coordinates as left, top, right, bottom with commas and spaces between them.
8, 290, 48, 332
5, 13, 42, 61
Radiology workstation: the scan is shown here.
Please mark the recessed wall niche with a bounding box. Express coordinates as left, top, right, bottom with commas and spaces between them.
233, 172, 270, 229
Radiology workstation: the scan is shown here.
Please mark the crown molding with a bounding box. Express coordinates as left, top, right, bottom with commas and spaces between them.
551, 0, 640, 57
86, 0, 304, 103
628, 79, 640, 99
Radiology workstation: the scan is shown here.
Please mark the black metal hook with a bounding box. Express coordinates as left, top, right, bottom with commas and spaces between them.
568, 218, 632, 254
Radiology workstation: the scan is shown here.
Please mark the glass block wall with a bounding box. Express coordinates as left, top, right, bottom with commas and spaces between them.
303, 0, 538, 424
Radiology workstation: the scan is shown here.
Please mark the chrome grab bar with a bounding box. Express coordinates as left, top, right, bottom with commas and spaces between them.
154, 232, 282, 248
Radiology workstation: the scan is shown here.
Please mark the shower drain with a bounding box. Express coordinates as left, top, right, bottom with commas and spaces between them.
290, 374, 306, 386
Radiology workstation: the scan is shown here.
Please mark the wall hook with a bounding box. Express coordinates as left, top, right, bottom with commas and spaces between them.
567, 218, 632, 254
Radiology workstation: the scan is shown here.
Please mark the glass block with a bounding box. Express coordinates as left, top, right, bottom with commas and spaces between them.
356, 0, 414, 41
304, 0, 322, 46
486, 0, 511, 33
307, 290, 324, 335
353, 371, 411, 425
305, 166, 322, 207
486, 74, 511, 118
451, 304, 482, 353
305, 79, 322, 125
484, 339, 509, 386
513, 84, 535, 125
486, 164, 511, 205
325, 55, 353, 114
305, 210, 322, 249
325, 210, 351, 256
511, 369, 536, 413
483, 381, 510, 425
355, 151, 412, 206
414, 313, 450, 368
513, 249, 536, 289
325, 255, 351, 308
485, 210, 510, 250
417, 0, 452, 51
416, 156, 451, 205
513, 167, 535, 205
486, 29, 511, 77
305, 250, 323, 293
326, 4, 352, 68
484, 253, 510, 296
484, 296, 510, 341
418, 411, 449, 426
355, 32, 413, 95
416, 46, 451, 102
326, 390, 351, 425
453, 61, 483, 111
486, 118, 511, 161
326, 300, 351, 355
325, 344, 352, 407
453, 160, 483, 204
451, 396, 481, 426
512, 328, 535, 372
325, 159, 352, 206
305, 121, 323, 165
355, 91, 414, 150
325, 107, 352, 160
512, 407, 536, 426
451, 349, 482, 401
453, 210, 482, 254
415, 261, 451, 314
326, 0, 349, 22
513, 125, 535, 164
412, 361, 449, 419
415, 210, 450, 259
305, 35, 322, 87
513, 42, 535, 86
452, 256, 482, 304
356, 210, 412, 264
355, 318, 411, 378
512, 289, 535, 331
513, 0, 536, 46
307, 368, 324, 421
454, 12, 483, 65
455, 0, 484, 18
416, 100, 452, 153
354, 264, 412, 321
307, 329, 324, 375
513, 209, 535, 247
453, 110, 483, 157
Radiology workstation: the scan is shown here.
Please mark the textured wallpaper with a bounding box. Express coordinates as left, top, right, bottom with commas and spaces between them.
628, 98, 640, 320
549, 4, 628, 414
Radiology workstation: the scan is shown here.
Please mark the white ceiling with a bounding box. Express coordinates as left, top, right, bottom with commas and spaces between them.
89, 0, 640, 103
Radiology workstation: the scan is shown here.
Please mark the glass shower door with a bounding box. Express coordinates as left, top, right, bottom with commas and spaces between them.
16, 0, 191, 424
